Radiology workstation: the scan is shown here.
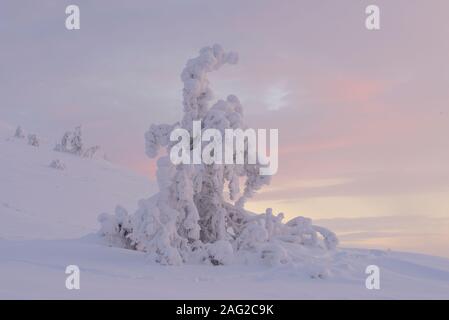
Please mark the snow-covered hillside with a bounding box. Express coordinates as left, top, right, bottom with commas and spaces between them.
1, 126, 449, 299
0, 126, 155, 239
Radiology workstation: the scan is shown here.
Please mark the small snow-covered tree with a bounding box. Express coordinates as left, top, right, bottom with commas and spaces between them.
55, 126, 100, 157
54, 131, 71, 152
98, 206, 133, 248
70, 126, 83, 155
14, 126, 25, 138
98, 45, 338, 266
27, 134, 39, 147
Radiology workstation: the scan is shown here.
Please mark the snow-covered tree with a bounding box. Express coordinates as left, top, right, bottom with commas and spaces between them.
70, 126, 83, 155
27, 134, 39, 147
55, 126, 99, 158
14, 126, 25, 138
54, 131, 71, 152
98, 206, 133, 248
98, 45, 338, 266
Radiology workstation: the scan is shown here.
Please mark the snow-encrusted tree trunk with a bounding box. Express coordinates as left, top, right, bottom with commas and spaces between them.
99, 45, 338, 266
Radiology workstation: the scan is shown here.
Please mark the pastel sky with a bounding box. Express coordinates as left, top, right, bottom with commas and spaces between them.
1, 1, 448, 257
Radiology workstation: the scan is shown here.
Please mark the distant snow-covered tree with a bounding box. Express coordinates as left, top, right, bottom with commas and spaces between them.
14, 126, 25, 138
55, 126, 100, 158
98, 45, 338, 266
70, 126, 83, 155
54, 131, 71, 152
27, 134, 39, 147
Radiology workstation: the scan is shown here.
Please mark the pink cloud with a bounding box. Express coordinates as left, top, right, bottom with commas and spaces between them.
327, 77, 385, 104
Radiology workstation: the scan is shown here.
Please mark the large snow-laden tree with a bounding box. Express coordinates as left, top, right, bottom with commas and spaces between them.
99, 45, 338, 266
